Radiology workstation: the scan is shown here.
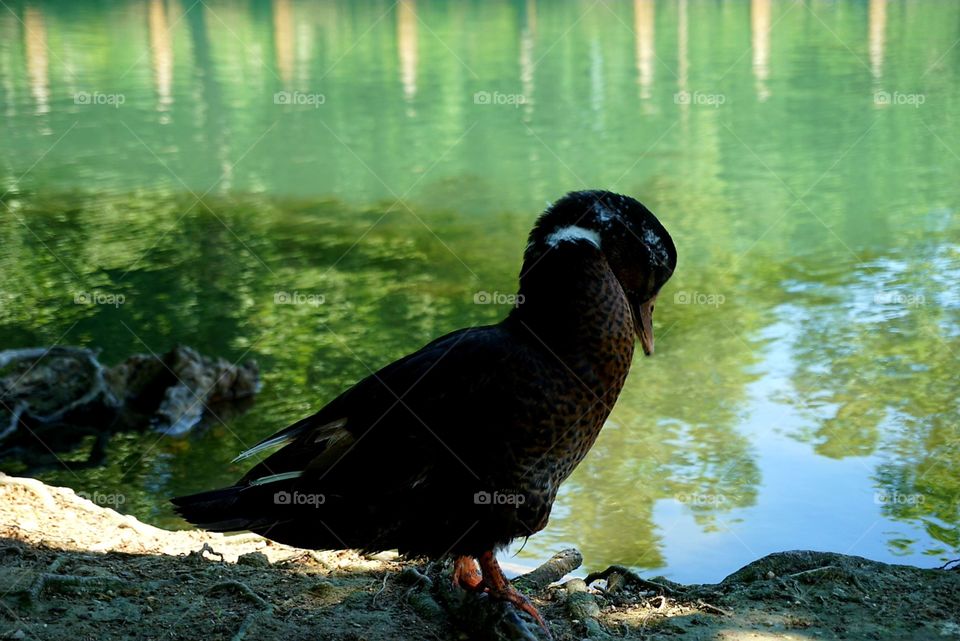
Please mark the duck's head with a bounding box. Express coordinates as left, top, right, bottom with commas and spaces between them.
522, 190, 677, 355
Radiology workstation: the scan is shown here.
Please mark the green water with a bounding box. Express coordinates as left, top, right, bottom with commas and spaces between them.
1, 0, 958, 583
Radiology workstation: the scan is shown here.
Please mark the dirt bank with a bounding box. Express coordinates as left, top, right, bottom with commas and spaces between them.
1, 474, 957, 641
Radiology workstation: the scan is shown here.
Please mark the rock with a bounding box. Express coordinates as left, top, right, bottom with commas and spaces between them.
563, 578, 589, 594
237, 552, 270, 568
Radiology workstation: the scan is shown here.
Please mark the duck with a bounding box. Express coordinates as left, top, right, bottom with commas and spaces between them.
172, 190, 677, 633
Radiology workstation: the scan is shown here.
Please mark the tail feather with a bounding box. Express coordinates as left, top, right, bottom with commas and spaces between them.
171, 486, 263, 532
171, 482, 366, 550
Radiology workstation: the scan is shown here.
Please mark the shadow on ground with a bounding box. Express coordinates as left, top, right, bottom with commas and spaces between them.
0, 475, 957, 641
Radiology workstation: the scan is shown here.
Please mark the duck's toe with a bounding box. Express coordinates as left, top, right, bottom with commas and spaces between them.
452, 555, 483, 591
477, 550, 553, 638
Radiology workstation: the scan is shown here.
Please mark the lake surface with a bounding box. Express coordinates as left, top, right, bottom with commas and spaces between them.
1, 0, 958, 584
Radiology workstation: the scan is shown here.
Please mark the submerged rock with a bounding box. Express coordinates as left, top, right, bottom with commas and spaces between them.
0, 345, 259, 465
105, 344, 260, 436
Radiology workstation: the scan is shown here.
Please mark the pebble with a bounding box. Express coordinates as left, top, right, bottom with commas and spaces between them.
563, 578, 589, 594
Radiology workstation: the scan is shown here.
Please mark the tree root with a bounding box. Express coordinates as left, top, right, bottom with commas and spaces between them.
206, 580, 271, 609
23, 556, 125, 606
188, 542, 224, 562
513, 548, 582, 593
371, 572, 390, 608
696, 599, 732, 617
28, 574, 125, 602
585, 565, 684, 596
206, 580, 275, 641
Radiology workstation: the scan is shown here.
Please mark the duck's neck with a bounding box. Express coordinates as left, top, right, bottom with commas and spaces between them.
505, 244, 636, 387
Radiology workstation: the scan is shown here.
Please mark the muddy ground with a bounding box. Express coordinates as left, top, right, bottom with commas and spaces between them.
0, 474, 957, 641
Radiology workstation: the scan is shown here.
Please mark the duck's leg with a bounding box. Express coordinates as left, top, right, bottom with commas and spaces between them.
452, 555, 483, 591
477, 550, 552, 637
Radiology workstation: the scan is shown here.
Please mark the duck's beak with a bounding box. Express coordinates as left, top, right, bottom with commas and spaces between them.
635, 296, 656, 356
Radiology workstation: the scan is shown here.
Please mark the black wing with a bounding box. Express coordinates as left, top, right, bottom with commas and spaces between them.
172, 324, 531, 551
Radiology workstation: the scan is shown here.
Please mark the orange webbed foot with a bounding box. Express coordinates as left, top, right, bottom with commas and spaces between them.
477, 550, 553, 639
